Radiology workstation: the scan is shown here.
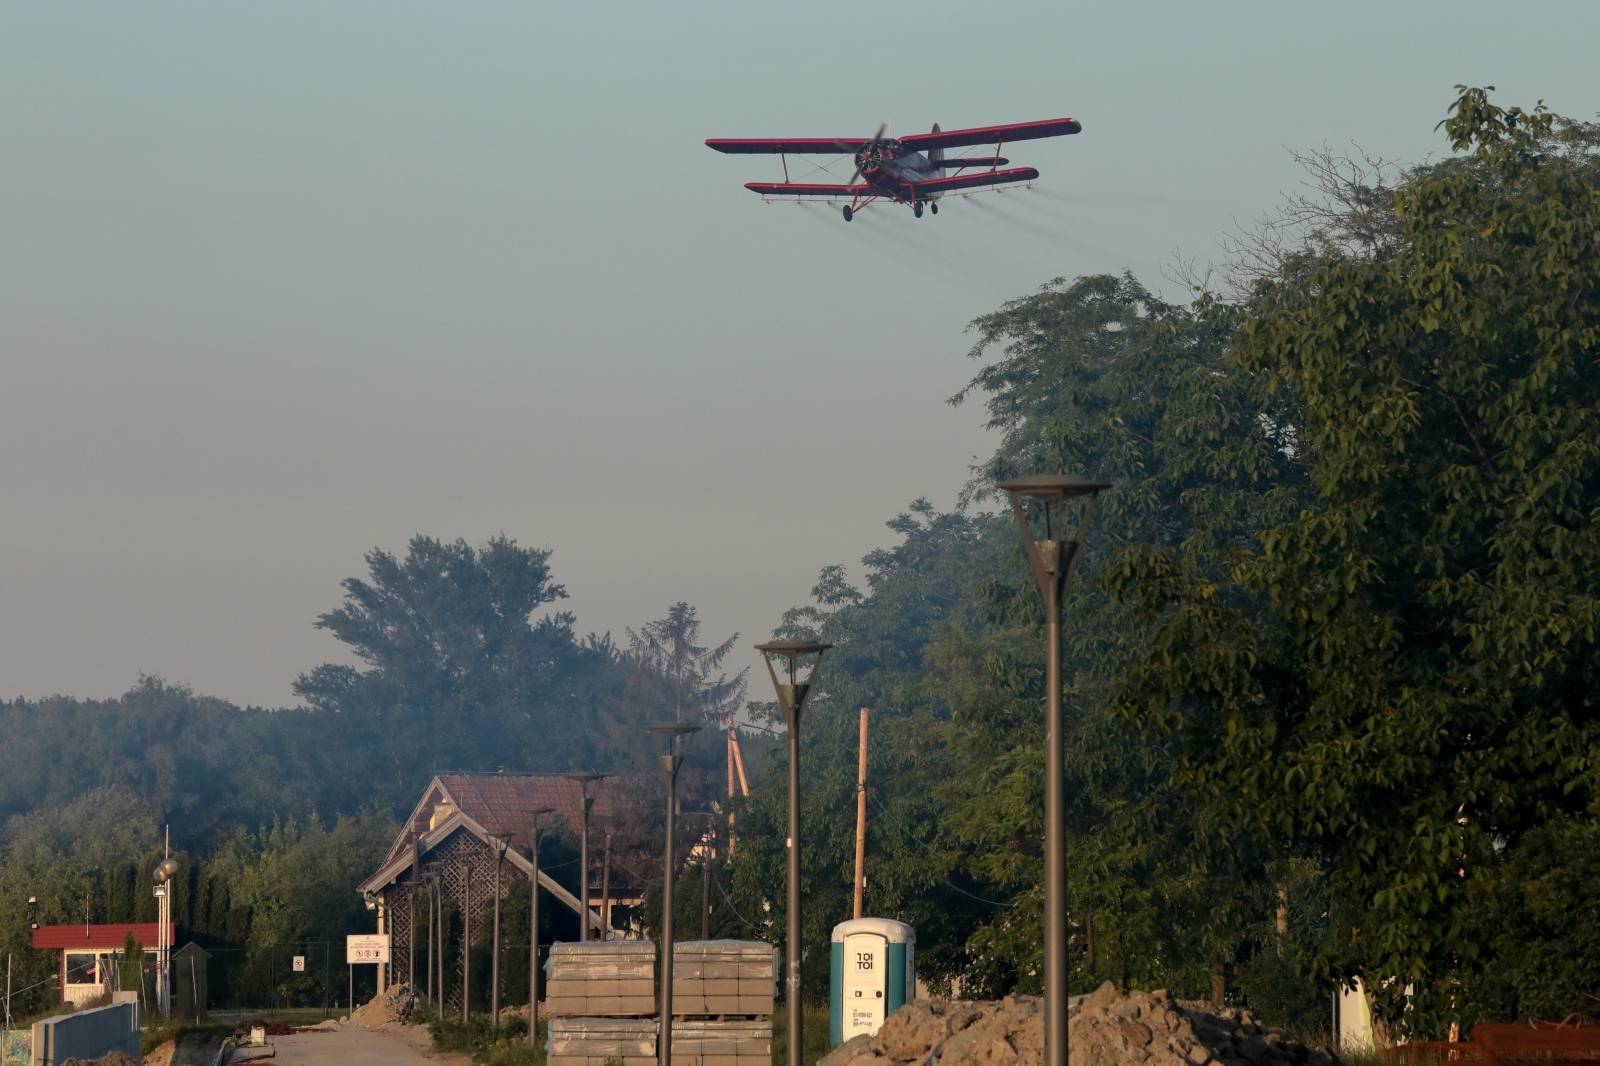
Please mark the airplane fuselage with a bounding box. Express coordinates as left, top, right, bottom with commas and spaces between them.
855, 139, 940, 201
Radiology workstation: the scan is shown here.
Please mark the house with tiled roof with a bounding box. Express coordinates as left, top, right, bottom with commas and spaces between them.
357, 772, 642, 1003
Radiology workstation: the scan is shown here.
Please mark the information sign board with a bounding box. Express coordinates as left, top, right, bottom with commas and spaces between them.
345, 934, 390, 964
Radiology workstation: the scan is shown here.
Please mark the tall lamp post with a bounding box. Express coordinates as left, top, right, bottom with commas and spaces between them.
645, 722, 702, 1066
564, 772, 611, 942
527, 807, 556, 1051
152, 856, 178, 1018
490, 833, 511, 1027
999, 474, 1107, 1066
755, 639, 830, 1066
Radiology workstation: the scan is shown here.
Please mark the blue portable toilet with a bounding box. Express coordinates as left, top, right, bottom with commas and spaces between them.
829, 917, 915, 1045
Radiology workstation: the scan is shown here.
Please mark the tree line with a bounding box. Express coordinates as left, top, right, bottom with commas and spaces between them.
1, 87, 1596, 1037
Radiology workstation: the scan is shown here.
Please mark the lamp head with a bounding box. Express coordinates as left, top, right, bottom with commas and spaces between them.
755, 639, 831, 719
998, 474, 1109, 586
153, 858, 179, 885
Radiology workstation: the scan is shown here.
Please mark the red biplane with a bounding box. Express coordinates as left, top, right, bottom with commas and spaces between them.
706, 117, 1081, 221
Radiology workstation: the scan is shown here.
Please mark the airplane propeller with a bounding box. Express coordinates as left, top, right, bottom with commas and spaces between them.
845, 122, 888, 187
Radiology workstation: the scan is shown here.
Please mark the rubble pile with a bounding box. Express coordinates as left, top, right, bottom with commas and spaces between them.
350, 980, 419, 1026
60, 1053, 139, 1066
819, 982, 1338, 1066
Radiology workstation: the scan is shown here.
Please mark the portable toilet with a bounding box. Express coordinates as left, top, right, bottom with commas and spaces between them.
829, 917, 915, 1045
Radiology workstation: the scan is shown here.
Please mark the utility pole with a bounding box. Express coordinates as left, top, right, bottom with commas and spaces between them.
727, 726, 737, 856
853, 708, 869, 919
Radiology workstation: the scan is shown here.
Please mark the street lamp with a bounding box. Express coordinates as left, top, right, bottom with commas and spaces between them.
645, 722, 702, 1066
527, 807, 556, 1051
999, 473, 1107, 1066
490, 833, 511, 1027
152, 857, 179, 1018
564, 772, 611, 942
755, 639, 830, 1066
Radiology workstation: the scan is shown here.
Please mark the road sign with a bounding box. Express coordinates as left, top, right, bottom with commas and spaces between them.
292, 955, 306, 973
346, 934, 390, 965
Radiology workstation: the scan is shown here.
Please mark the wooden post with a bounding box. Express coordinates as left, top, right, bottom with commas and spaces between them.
853, 708, 869, 920
376, 900, 387, 996
730, 733, 750, 796
727, 728, 737, 856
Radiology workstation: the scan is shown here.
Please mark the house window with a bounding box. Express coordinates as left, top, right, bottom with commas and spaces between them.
65, 954, 99, 984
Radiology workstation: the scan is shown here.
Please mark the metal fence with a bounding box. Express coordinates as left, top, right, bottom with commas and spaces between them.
1389, 1025, 1600, 1066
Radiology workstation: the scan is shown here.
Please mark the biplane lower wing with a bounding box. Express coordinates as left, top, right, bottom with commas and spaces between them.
911, 166, 1040, 194
744, 181, 871, 198
899, 118, 1080, 152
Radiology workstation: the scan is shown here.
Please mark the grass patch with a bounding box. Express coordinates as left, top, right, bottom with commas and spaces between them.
428, 1012, 545, 1064
771, 1005, 832, 1066
140, 1021, 233, 1055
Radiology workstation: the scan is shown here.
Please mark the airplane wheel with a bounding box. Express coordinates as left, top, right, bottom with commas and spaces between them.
930, 201, 939, 215
842, 206, 853, 222
913, 202, 924, 218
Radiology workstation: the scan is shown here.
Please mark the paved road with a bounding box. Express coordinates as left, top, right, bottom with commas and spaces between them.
246, 1023, 472, 1066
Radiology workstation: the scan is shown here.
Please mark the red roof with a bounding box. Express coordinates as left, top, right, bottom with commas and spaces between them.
33, 923, 172, 950
376, 772, 631, 874
437, 772, 624, 843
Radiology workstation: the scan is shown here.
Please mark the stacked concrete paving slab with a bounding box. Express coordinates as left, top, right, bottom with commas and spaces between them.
543, 939, 773, 1066
669, 1017, 773, 1066
547, 1016, 657, 1066
672, 940, 776, 1016
545, 940, 658, 1017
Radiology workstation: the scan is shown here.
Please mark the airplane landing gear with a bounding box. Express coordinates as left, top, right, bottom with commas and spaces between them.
913, 201, 924, 218
930, 201, 939, 215
842, 206, 854, 222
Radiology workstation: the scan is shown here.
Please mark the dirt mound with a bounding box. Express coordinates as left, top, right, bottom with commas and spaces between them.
61, 1053, 138, 1066
819, 982, 1338, 1066
351, 981, 419, 1026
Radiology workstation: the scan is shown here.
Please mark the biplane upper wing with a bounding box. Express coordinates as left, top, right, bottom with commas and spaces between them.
707, 137, 869, 154
743, 181, 871, 198
909, 166, 1040, 194
899, 118, 1080, 152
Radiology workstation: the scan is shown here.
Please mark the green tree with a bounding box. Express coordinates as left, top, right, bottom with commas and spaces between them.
1113, 88, 1600, 1032
294, 535, 638, 806
626, 602, 747, 727
936, 271, 1306, 996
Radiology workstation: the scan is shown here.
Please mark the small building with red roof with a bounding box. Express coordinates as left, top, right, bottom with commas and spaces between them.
32, 922, 174, 1005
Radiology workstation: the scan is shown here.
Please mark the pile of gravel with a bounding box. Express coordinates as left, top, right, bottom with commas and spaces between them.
351, 981, 418, 1026
819, 982, 1338, 1066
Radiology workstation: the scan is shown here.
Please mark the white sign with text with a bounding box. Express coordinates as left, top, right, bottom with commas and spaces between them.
346, 934, 390, 964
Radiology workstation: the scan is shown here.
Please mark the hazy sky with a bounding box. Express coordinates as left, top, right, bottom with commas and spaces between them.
3, 2, 1595, 708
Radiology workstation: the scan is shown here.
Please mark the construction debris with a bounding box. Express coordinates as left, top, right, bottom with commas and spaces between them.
818, 983, 1339, 1066
350, 980, 418, 1026
59, 1054, 139, 1066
